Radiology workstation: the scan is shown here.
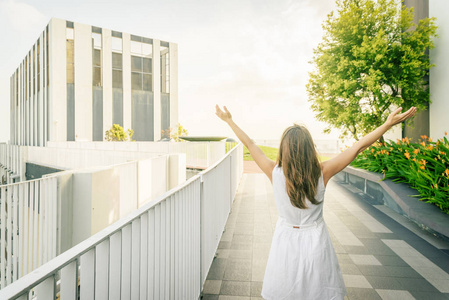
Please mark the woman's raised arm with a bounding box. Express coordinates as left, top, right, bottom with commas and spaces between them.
216, 105, 276, 181
321, 107, 417, 187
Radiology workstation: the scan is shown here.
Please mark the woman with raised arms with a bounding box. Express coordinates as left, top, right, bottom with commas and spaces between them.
215, 104, 416, 300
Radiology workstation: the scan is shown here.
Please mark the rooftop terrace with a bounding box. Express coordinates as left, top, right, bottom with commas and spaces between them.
203, 172, 449, 300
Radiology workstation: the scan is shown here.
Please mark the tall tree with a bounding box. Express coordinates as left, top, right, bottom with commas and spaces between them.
307, 0, 437, 141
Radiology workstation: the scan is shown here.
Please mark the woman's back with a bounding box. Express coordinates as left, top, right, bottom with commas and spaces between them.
272, 165, 325, 226
262, 165, 346, 300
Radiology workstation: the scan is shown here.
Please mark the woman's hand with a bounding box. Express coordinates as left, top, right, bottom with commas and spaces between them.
385, 106, 417, 127
215, 105, 233, 123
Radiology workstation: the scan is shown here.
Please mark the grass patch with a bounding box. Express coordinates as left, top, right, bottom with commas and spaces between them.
243, 145, 332, 162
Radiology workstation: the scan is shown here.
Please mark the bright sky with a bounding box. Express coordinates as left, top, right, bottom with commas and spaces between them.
0, 0, 339, 143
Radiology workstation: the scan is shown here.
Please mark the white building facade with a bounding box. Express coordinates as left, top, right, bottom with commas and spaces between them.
429, 0, 449, 139
10, 18, 178, 145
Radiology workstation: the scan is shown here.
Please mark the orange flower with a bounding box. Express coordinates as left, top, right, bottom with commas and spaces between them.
421, 135, 428, 140
413, 149, 420, 154
404, 152, 410, 159
427, 145, 434, 151
412, 158, 417, 162
420, 165, 425, 170
428, 137, 433, 142
420, 159, 427, 166
421, 141, 426, 147
444, 169, 449, 177
445, 131, 448, 136
371, 148, 375, 153
437, 140, 440, 146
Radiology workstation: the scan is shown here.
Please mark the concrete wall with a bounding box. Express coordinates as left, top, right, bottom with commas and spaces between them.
49, 18, 67, 142
169, 43, 179, 130
153, 40, 162, 142
58, 153, 185, 248
403, 0, 430, 141
102, 29, 113, 136
429, 1, 449, 139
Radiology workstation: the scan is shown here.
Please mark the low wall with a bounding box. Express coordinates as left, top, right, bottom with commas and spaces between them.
336, 166, 449, 239
56, 154, 186, 249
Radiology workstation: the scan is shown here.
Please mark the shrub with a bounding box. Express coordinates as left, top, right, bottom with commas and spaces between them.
105, 124, 134, 141
351, 133, 449, 214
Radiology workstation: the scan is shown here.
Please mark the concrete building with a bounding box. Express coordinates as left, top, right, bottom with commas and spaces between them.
9, 18, 178, 145
402, 0, 449, 141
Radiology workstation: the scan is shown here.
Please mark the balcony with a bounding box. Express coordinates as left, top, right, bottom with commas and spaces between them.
1, 142, 449, 299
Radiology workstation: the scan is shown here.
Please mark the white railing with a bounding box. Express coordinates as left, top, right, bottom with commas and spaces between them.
200, 143, 243, 285
0, 144, 23, 184
0, 143, 243, 299
0, 177, 58, 289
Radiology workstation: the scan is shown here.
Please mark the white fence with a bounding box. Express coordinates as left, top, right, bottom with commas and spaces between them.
0, 144, 23, 184
0, 143, 243, 299
0, 153, 185, 291
0, 177, 58, 289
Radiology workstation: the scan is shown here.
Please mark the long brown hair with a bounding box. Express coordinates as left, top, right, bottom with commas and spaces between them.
276, 124, 322, 209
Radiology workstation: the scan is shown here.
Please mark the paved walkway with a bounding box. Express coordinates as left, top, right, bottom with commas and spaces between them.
202, 173, 449, 300
243, 161, 263, 173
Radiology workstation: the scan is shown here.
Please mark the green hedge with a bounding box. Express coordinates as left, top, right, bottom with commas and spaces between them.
351, 134, 449, 214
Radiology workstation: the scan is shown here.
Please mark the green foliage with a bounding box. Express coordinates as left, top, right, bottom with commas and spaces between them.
242, 145, 332, 162
307, 0, 438, 140
351, 134, 449, 214
161, 123, 189, 142
225, 142, 238, 153
105, 124, 134, 141
243, 145, 279, 161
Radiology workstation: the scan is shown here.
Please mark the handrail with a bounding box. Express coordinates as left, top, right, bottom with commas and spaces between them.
0, 142, 243, 299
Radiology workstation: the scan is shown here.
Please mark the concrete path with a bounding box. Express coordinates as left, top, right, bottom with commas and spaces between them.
202, 173, 449, 300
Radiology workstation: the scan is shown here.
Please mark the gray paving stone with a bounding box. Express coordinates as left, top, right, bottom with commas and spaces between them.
202, 295, 219, 300
230, 242, 253, 251
358, 265, 422, 278
375, 289, 415, 300
232, 234, 253, 243
374, 255, 408, 267
396, 277, 441, 292
207, 258, 227, 280
250, 281, 263, 297
337, 253, 355, 264
364, 276, 403, 289
343, 245, 371, 254
224, 258, 252, 281
203, 280, 222, 294
219, 241, 231, 249
228, 249, 252, 259
409, 291, 449, 300
340, 263, 362, 275
346, 287, 382, 300
218, 296, 251, 300
220, 281, 251, 296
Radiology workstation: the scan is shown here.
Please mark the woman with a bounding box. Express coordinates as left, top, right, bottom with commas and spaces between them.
215, 105, 416, 300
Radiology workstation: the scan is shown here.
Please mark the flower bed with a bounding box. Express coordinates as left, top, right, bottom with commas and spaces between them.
351, 134, 449, 214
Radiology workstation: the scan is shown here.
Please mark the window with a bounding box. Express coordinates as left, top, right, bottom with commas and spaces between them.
92, 32, 102, 86
66, 28, 74, 84
160, 42, 169, 93
112, 37, 122, 52
130, 38, 153, 91
37, 40, 40, 92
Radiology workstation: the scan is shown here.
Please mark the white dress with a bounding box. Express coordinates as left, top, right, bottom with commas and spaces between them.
261, 165, 347, 300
